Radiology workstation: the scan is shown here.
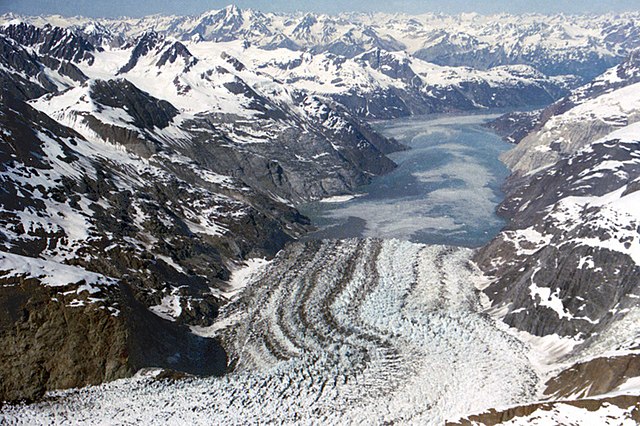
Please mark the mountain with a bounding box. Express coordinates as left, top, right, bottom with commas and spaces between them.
4, 22, 405, 203
0, 18, 407, 400
0, 18, 580, 121
1, 7, 640, 425
249, 47, 573, 119
10, 7, 640, 122
5, 9, 640, 79
470, 53, 640, 423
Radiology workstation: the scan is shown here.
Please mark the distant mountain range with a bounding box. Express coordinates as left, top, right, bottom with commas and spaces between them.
6, 5, 640, 79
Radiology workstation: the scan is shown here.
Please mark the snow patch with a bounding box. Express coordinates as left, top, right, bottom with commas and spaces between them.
0, 251, 116, 289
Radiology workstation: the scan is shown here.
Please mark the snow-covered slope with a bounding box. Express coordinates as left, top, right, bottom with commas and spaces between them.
0, 91, 253, 400
450, 394, 640, 425
1, 22, 404, 203
4, 7, 640, 79
480, 124, 640, 337
0, 18, 575, 120
477, 54, 640, 340
244, 46, 571, 118
503, 81, 640, 174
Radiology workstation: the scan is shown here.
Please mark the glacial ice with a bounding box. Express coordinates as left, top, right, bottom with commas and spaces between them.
1, 239, 541, 425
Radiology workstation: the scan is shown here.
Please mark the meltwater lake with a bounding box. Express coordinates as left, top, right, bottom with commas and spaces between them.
299, 112, 513, 248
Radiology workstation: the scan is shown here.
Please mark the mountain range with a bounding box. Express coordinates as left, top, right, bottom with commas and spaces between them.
1, 5, 640, 424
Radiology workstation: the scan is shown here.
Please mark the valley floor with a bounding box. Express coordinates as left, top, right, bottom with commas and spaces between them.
2, 239, 542, 425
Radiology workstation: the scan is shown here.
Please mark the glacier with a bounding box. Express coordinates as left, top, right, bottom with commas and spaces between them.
1, 239, 541, 425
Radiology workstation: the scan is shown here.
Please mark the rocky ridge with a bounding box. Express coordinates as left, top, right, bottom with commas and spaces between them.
469, 47, 640, 424
1, 14, 588, 121
6, 7, 640, 79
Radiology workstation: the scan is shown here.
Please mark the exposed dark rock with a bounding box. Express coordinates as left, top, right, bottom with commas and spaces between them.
544, 354, 640, 400
89, 79, 179, 130
0, 35, 42, 77
156, 41, 198, 71
483, 110, 543, 144
118, 31, 163, 74
0, 22, 95, 64
0, 278, 227, 403
447, 394, 640, 425
476, 53, 640, 343
476, 138, 640, 338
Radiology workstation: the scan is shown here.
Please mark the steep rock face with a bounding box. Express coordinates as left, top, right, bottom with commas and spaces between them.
0, 35, 42, 79
118, 31, 163, 73
500, 51, 640, 171
489, 50, 640, 146
0, 33, 87, 101
483, 110, 543, 144
178, 113, 398, 204
0, 22, 95, 64
0, 271, 226, 403
118, 32, 198, 74
19, 26, 407, 203
469, 60, 640, 424
476, 129, 640, 339
156, 41, 198, 69
544, 354, 640, 400
32, 78, 403, 204
89, 79, 179, 130
1, 91, 308, 325
476, 57, 640, 342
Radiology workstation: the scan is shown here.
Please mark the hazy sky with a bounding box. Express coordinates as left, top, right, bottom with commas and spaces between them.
1, 0, 639, 18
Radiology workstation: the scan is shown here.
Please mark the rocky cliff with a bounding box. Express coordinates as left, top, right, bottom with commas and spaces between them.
472, 55, 640, 424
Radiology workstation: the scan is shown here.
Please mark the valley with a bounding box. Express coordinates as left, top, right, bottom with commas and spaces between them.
1, 5, 640, 425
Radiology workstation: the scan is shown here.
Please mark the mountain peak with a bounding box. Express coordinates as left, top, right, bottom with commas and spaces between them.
118, 31, 164, 74
224, 4, 241, 16
156, 40, 198, 70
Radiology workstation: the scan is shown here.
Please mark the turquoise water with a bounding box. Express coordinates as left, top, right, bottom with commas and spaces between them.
299, 112, 513, 248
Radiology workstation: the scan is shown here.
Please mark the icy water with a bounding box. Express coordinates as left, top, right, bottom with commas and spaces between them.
299, 112, 513, 247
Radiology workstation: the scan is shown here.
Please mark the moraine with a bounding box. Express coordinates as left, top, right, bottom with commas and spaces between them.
1, 240, 540, 424
299, 112, 513, 247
